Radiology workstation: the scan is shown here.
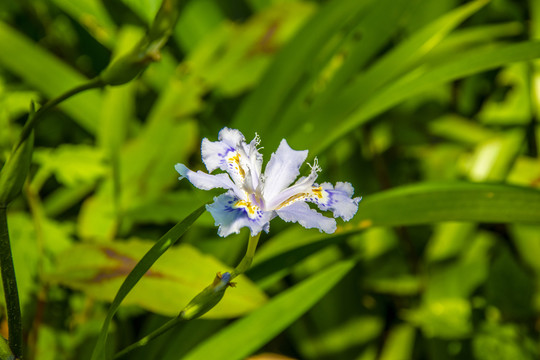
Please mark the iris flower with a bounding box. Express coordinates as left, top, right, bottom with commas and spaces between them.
175, 128, 361, 237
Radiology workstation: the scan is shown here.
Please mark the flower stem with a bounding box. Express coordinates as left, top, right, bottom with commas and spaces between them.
230, 232, 261, 280
15, 77, 105, 151
0, 206, 22, 359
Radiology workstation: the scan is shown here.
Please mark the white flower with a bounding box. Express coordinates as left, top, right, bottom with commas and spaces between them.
175, 128, 361, 237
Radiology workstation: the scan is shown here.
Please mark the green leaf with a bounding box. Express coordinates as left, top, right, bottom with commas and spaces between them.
267, 0, 412, 148
478, 62, 531, 125
248, 228, 347, 288
425, 222, 476, 262
428, 115, 495, 145
485, 248, 535, 320
249, 182, 539, 289
232, 0, 369, 139
405, 298, 472, 339
90, 205, 205, 360
429, 22, 524, 61
78, 115, 198, 239
510, 224, 540, 274
465, 130, 525, 182
182, 2, 314, 98
120, 0, 161, 24
354, 182, 540, 228
174, 0, 224, 51
0, 21, 102, 134
473, 322, 538, 360
48, 239, 266, 318
260, 0, 489, 153
379, 324, 416, 360
307, 40, 540, 155
347, 0, 489, 100
182, 259, 355, 360
49, 0, 117, 46
33, 145, 107, 187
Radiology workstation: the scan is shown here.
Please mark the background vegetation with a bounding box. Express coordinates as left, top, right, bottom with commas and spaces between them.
1, 0, 540, 359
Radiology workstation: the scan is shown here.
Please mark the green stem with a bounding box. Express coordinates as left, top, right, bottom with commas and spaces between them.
15, 77, 105, 151
230, 232, 261, 279
0, 206, 22, 359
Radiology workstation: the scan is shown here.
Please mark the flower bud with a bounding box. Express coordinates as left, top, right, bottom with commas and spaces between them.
98, 0, 180, 86
180, 272, 234, 320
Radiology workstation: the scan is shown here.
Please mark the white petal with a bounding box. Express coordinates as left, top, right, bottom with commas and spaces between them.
201, 127, 245, 173
175, 163, 245, 199
265, 159, 320, 210
201, 138, 235, 173
276, 202, 336, 234
262, 139, 308, 205
207, 192, 272, 237
201, 128, 263, 192
218, 127, 245, 147
309, 182, 361, 221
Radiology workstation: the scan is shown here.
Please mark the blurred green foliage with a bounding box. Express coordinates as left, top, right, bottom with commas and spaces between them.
1, 0, 540, 359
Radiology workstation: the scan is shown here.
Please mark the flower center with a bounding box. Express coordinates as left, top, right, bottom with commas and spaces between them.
234, 199, 262, 219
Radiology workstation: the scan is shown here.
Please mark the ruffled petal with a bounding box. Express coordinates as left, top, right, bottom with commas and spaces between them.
276, 201, 337, 234
308, 182, 361, 221
262, 139, 308, 204
201, 128, 263, 193
175, 163, 245, 199
218, 127, 245, 148
207, 192, 273, 237
201, 127, 246, 173
201, 138, 236, 173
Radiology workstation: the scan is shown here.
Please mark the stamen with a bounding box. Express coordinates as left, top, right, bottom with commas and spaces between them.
311, 186, 324, 198
234, 199, 261, 218
252, 133, 261, 147
308, 157, 321, 173
276, 193, 308, 209
228, 153, 246, 179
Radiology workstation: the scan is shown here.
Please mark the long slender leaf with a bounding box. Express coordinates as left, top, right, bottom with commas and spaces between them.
306, 40, 540, 154
49, 0, 117, 46
232, 0, 370, 140
249, 182, 540, 287
182, 259, 355, 360
270, 0, 412, 147
353, 182, 540, 228
90, 205, 206, 360
0, 21, 102, 134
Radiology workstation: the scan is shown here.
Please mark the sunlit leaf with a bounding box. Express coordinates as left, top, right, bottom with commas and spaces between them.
306, 41, 540, 155
48, 239, 266, 317
33, 145, 107, 187
478, 62, 531, 125
379, 324, 416, 360
353, 182, 540, 228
